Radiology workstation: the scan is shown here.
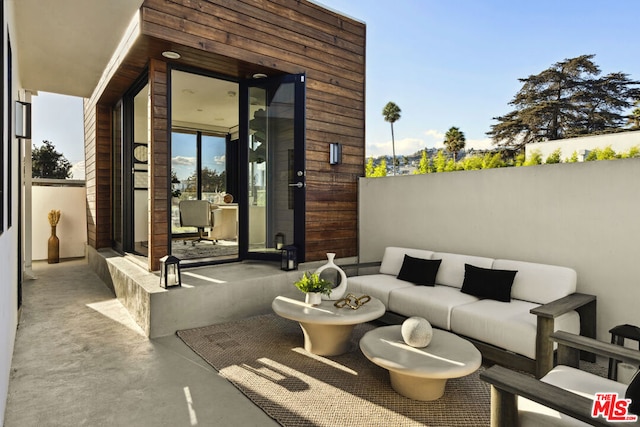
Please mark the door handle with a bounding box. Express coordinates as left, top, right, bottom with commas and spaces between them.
288, 182, 304, 188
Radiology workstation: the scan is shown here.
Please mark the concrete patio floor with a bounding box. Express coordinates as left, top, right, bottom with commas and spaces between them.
4, 259, 278, 426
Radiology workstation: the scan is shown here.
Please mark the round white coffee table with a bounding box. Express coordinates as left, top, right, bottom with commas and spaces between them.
359, 325, 481, 401
272, 295, 385, 356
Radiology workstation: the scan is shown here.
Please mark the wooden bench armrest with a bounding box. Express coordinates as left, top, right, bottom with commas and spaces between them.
480, 365, 632, 427
552, 330, 640, 367
531, 293, 597, 377
530, 292, 596, 318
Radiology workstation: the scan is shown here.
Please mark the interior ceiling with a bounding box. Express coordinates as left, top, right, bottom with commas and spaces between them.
171, 71, 240, 131
11, 0, 144, 97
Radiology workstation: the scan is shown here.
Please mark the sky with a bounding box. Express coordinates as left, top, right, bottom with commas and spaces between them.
32, 0, 640, 164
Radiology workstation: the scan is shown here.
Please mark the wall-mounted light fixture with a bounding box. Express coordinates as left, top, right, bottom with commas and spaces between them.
15, 101, 32, 139
329, 142, 342, 165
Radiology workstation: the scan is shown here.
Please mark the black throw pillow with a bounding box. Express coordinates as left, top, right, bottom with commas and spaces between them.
626, 369, 640, 415
461, 263, 517, 302
396, 255, 442, 286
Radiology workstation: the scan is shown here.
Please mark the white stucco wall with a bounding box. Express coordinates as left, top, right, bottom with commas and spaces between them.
1, 0, 20, 420
31, 183, 87, 260
525, 130, 640, 161
359, 158, 640, 343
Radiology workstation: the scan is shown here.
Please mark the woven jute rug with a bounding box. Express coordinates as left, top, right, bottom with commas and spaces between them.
177, 314, 490, 426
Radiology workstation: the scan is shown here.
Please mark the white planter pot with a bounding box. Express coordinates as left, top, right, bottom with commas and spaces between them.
305, 292, 322, 306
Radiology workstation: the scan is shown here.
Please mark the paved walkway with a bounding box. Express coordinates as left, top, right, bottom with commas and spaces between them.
4, 259, 277, 427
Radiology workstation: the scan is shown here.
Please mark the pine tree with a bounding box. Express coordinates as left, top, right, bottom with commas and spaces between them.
488, 55, 640, 149
32, 140, 72, 179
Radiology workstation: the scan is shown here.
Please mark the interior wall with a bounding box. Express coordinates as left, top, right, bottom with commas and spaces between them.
1, 0, 20, 419
359, 159, 640, 342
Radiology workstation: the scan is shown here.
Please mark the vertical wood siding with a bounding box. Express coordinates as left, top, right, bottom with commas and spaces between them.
149, 59, 169, 270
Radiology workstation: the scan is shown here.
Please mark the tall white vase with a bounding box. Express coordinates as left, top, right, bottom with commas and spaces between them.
315, 253, 348, 300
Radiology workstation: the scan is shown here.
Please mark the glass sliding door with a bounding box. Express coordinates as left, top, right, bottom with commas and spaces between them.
241, 74, 305, 260
170, 69, 239, 261
113, 74, 149, 257
131, 83, 150, 256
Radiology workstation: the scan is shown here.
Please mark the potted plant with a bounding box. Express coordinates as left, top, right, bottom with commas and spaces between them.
294, 272, 332, 306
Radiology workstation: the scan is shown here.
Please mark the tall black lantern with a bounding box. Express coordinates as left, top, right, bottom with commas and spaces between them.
159, 255, 182, 288
274, 232, 285, 250
281, 245, 298, 271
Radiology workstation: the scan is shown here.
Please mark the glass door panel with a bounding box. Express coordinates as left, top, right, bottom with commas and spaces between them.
243, 75, 304, 260
132, 83, 150, 256
171, 131, 197, 235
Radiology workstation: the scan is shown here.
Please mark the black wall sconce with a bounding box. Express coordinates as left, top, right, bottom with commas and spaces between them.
329, 142, 342, 165
15, 101, 32, 139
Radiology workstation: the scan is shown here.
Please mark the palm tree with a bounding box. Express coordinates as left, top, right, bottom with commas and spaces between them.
382, 102, 401, 175
443, 126, 466, 162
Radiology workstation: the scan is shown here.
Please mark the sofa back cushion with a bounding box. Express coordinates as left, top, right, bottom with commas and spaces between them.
379, 247, 435, 276
492, 259, 577, 304
432, 252, 494, 289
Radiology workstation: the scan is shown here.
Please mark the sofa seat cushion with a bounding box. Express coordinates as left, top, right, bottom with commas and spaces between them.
388, 285, 479, 330
379, 247, 435, 276
518, 365, 627, 427
347, 274, 413, 307
432, 252, 494, 289
450, 299, 580, 359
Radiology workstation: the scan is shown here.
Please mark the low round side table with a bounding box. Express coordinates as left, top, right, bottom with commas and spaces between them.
360, 325, 481, 401
272, 295, 385, 356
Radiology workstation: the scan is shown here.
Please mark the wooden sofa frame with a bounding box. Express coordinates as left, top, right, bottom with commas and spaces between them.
480, 330, 640, 427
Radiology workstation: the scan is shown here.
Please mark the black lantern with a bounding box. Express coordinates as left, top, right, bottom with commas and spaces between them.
274, 232, 285, 250
281, 245, 298, 271
159, 255, 182, 288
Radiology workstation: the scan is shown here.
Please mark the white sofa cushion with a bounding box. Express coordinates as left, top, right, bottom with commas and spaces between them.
388, 285, 479, 330
347, 274, 413, 307
432, 252, 494, 289
450, 299, 580, 359
492, 259, 577, 304
379, 247, 435, 276
519, 365, 627, 427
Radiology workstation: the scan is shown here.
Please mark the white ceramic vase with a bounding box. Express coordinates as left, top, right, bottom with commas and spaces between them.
305, 292, 322, 306
315, 253, 348, 301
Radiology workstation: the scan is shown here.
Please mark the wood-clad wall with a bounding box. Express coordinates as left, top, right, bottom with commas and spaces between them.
84, 0, 365, 268
83, 100, 112, 249
148, 59, 169, 270
140, 0, 366, 261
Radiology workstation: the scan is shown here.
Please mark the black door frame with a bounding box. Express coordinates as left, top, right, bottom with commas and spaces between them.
238, 74, 306, 262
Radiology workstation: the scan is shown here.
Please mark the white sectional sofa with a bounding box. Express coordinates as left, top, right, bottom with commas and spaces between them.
348, 247, 597, 377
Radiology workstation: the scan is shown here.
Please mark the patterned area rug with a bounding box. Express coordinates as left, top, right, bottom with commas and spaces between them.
177, 314, 491, 426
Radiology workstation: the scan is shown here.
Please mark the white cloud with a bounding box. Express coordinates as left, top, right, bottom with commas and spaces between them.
465, 137, 494, 150
366, 137, 426, 158
366, 130, 496, 157
172, 156, 196, 166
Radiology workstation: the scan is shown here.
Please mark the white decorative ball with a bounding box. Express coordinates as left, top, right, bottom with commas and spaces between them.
401, 317, 433, 348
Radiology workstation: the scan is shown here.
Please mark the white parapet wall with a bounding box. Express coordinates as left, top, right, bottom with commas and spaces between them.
358, 158, 640, 345
525, 130, 640, 161
32, 180, 87, 260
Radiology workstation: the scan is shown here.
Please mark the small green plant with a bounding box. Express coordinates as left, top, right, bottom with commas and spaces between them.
294, 272, 333, 295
